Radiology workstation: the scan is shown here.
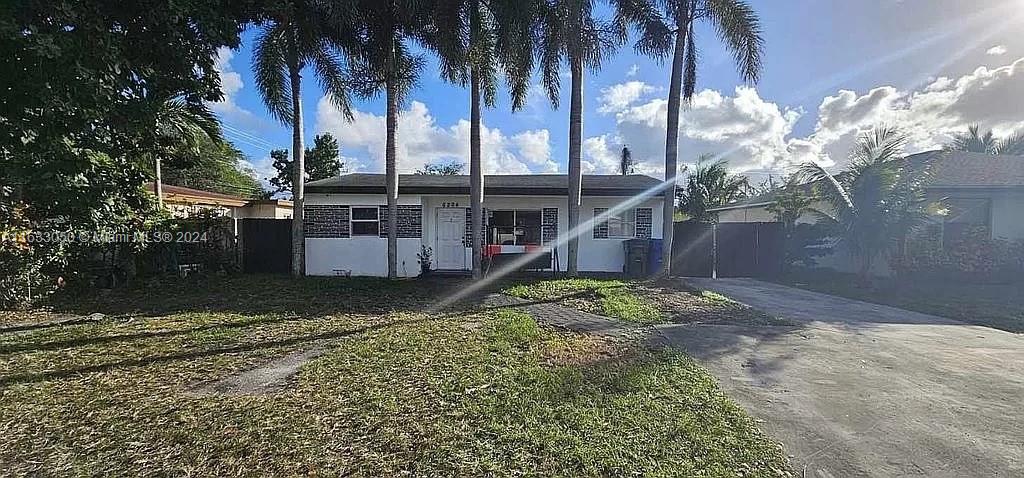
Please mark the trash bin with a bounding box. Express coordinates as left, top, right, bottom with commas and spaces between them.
647, 238, 663, 274
623, 239, 650, 278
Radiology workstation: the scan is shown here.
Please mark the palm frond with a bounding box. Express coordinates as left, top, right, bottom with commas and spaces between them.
253, 24, 294, 124
308, 42, 354, 120
994, 128, 1024, 155
681, 19, 698, 103
705, 0, 764, 83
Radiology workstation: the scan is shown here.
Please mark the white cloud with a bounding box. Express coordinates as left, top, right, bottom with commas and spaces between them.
799, 57, 1024, 164
597, 81, 657, 114
584, 56, 1024, 180
208, 48, 260, 128
626, 64, 640, 77
986, 45, 1007, 56
315, 98, 558, 174
587, 86, 803, 177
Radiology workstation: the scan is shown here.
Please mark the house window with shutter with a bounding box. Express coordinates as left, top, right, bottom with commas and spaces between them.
593, 208, 634, 239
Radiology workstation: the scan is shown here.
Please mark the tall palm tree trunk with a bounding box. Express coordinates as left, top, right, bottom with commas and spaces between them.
470, 67, 483, 278
660, 27, 686, 277
288, 57, 305, 277
385, 44, 399, 279
566, 57, 583, 277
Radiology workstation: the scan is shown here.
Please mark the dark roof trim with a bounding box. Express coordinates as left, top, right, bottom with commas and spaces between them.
306, 185, 665, 197
707, 201, 772, 212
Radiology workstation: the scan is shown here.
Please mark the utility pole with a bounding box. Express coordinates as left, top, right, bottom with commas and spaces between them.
155, 156, 164, 209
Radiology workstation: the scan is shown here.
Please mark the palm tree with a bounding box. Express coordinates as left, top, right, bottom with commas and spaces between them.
425, 0, 535, 278
946, 124, 1024, 155
252, 0, 354, 277
537, 0, 620, 276
627, 0, 764, 275
675, 155, 748, 222
148, 96, 223, 209
619, 145, 634, 175
346, 0, 429, 279
798, 126, 930, 283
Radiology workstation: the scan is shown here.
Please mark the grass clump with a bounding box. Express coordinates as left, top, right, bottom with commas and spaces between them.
600, 289, 663, 323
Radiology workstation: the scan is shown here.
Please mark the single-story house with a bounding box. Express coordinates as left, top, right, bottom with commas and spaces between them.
146, 183, 294, 220
302, 174, 666, 277
711, 150, 1024, 242
709, 150, 1024, 275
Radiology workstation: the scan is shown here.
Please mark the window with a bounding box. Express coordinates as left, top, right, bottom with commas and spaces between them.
488, 209, 542, 245
606, 209, 634, 238
350, 206, 379, 236
594, 208, 634, 239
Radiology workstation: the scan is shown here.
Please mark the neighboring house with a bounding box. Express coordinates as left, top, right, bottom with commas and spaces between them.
303, 174, 666, 277
711, 151, 1024, 242
146, 183, 293, 220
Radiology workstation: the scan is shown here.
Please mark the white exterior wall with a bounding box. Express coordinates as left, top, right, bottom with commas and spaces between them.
578, 197, 664, 272
304, 192, 664, 276
990, 191, 1024, 241
304, 194, 423, 277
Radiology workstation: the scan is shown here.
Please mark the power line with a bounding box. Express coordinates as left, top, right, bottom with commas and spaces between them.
221, 124, 279, 150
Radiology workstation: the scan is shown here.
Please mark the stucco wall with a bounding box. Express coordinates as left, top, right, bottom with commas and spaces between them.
990, 191, 1024, 241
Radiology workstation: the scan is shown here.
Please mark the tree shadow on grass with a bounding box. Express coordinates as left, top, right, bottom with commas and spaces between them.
0, 314, 326, 355
43, 274, 480, 319
0, 318, 427, 387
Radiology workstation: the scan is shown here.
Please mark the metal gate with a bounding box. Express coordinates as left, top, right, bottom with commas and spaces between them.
670, 221, 783, 278
241, 219, 292, 274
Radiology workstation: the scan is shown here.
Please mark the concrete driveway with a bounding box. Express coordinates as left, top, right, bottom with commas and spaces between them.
657, 278, 1024, 478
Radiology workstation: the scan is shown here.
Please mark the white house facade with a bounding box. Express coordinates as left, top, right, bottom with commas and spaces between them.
303, 174, 666, 277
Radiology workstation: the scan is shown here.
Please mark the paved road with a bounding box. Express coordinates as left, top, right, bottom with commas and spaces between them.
657, 278, 1024, 478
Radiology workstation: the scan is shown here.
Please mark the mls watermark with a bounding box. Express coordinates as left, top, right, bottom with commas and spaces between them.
2, 230, 210, 244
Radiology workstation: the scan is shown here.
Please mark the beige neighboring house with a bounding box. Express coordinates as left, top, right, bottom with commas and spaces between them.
146, 183, 293, 226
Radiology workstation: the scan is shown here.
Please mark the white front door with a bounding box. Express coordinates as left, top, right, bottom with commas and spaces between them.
435, 208, 466, 270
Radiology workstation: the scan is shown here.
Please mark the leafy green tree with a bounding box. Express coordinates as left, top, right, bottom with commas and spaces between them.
426, 0, 535, 278
0, 0, 253, 299
765, 181, 812, 230
798, 126, 931, 283
162, 136, 265, 198
626, 0, 764, 274
252, 0, 356, 277
675, 156, 749, 222
147, 96, 225, 207
416, 162, 466, 175
269, 133, 344, 193
946, 124, 1024, 156
536, 0, 621, 276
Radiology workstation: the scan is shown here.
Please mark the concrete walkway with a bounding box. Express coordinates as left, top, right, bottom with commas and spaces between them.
658, 278, 1024, 478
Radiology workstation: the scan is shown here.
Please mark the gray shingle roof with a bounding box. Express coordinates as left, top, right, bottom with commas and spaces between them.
305, 174, 665, 196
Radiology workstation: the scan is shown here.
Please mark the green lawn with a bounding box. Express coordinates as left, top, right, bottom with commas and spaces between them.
1, 275, 789, 476
777, 269, 1024, 333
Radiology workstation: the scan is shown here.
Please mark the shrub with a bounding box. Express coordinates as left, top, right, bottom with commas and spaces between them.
898, 226, 1024, 281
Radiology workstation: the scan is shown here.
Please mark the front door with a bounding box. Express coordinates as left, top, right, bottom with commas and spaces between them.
435, 208, 466, 270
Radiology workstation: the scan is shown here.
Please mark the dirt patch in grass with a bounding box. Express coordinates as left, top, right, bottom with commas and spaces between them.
539, 334, 630, 367
191, 348, 326, 397
503, 277, 793, 326
634, 280, 796, 326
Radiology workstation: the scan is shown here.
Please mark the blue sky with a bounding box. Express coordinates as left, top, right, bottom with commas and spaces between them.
211, 0, 1024, 190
